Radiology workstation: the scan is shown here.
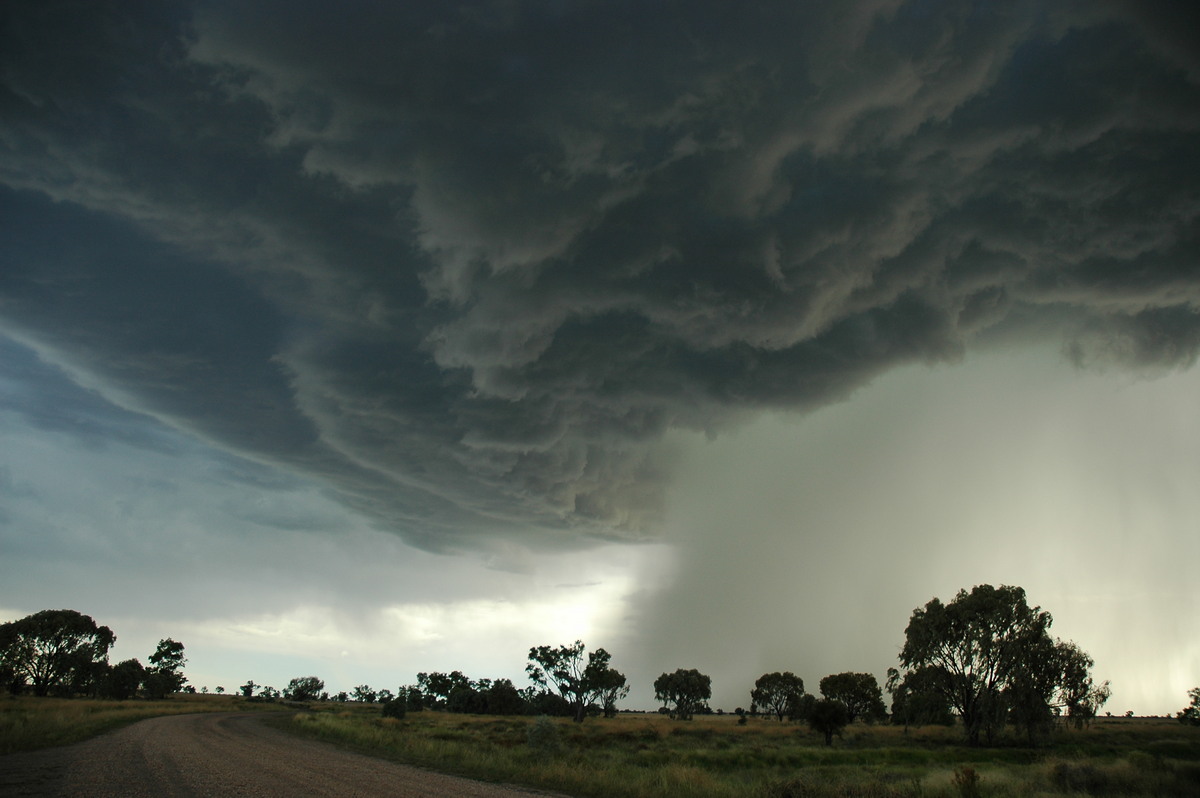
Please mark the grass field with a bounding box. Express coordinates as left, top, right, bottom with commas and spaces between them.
0, 693, 282, 754
273, 708, 1200, 797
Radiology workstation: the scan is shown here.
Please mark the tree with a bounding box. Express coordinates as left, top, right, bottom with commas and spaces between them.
1055, 642, 1110, 729
808, 698, 850, 745
144, 639, 186, 699
654, 668, 712, 720
0, 609, 116, 696
819, 672, 887, 724
103, 658, 146, 700
592, 667, 631, 718
526, 640, 627, 723
886, 666, 954, 731
751, 672, 805, 722
352, 684, 377, 703
417, 671, 472, 710
898, 584, 1104, 745
482, 678, 527, 715
285, 676, 325, 702
240, 680, 257, 698
1177, 687, 1200, 726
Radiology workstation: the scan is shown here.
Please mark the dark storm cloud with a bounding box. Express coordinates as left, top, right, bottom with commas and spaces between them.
1, 0, 1197, 549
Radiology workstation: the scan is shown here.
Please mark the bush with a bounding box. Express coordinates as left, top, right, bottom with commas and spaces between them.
381, 698, 406, 719
526, 715, 561, 758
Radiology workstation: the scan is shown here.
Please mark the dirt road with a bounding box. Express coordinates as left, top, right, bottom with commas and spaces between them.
0, 712, 567, 797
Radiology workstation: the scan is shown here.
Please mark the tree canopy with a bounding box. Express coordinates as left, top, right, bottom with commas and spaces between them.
654, 668, 712, 720
1177, 687, 1200, 726
751, 671, 806, 722
898, 584, 1107, 745
819, 672, 887, 724
0, 609, 116, 696
285, 676, 325, 702
144, 638, 187, 699
526, 640, 626, 722
808, 698, 850, 745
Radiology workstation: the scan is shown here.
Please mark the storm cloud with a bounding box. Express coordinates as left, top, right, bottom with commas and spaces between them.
2, 0, 1198, 555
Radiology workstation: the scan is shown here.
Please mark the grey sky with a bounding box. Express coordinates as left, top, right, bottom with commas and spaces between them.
2, 1, 1198, 712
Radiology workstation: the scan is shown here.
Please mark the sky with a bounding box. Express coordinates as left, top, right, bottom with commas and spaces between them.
1, 0, 1198, 714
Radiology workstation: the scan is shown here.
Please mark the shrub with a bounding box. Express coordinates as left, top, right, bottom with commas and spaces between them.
526, 715, 561, 758
381, 698, 406, 719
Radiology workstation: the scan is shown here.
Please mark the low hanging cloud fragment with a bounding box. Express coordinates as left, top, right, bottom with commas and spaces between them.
1, 0, 1197, 550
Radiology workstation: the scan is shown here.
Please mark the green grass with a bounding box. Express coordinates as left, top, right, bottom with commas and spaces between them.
270, 710, 1200, 798
0, 693, 283, 754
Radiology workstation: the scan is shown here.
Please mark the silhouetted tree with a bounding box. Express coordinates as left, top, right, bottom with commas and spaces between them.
526, 640, 626, 722
101, 658, 145, 700
808, 698, 850, 745
352, 684, 377, 703
285, 676, 325, 702
144, 639, 187, 699
417, 671, 471, 709
1176, 687, 1200, 726
898, 584, 1105, 745
653, 668, 712, 720
240, 680, 257, 698
0, 610, 115, 696
482, 678, 527, 715
819, 672, 887, 724
886, 666, 954, 731
751, 672, 805, 722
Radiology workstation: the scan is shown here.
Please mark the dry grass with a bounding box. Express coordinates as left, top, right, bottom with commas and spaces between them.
275, 709, 1200, 797
0, 693, 281, 754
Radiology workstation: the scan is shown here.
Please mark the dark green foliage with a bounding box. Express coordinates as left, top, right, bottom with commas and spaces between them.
788, 693, 817, 722
1178, 687, 1200, 726
752, 672, 806, 722
819, 672, 888, 723
144, 639, 186, 699
103, 658, 145, 700
381, 697, 406, 719
526, 640, 627, 722
417, 671, 471, 709
653, 668, 712, 720
526, 715, 561, 758
0, 610, 116, 696
285, 676, 325, 702
808, 698, 850, 745
448, 682, 487, 714
898, 584, 1106, 745
886, 666, 955, 730
482, 678, 527, 715
352, 684, 377, 703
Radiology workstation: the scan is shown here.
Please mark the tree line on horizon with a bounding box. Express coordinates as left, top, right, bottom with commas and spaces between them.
5, 585, 1196, 746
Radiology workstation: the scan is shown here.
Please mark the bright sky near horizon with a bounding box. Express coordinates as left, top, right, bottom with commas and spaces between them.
2, 1, 1198, 715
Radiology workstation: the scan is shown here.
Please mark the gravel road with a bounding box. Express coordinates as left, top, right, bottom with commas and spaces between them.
0, 712, 568, 797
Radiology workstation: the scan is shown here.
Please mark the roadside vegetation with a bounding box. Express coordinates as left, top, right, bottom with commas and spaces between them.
276, 706, 1200, 798
5, 586, 1199, 796
0, 693, 281, 754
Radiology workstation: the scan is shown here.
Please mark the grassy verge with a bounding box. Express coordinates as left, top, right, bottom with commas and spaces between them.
0, 693, 282, 754
272, 709, 1200, 797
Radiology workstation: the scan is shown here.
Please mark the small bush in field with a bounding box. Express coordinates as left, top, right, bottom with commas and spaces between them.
952, 765, 980, 798
381, 698, 406, 719
526, 715, 561, 758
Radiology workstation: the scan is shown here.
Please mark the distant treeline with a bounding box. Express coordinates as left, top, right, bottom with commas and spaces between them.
8, 586, 1197, 746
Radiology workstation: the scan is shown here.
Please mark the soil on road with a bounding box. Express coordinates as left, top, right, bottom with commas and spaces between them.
0, 712, 567, 797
